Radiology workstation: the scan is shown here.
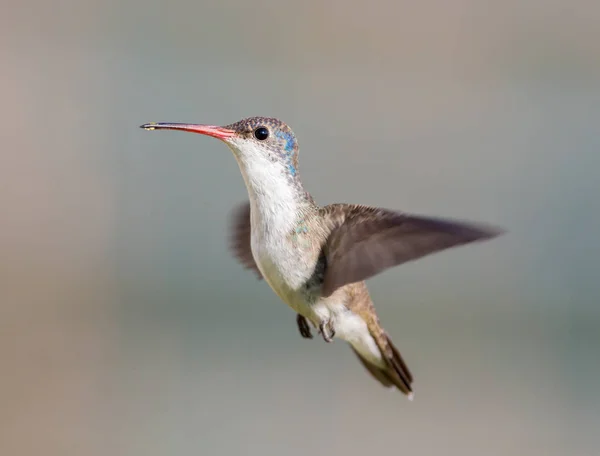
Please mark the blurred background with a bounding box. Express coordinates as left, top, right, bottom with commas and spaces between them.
2, 1, 599, 455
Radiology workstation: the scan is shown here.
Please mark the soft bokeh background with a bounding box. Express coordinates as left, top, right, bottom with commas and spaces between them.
2, 1, 599, 455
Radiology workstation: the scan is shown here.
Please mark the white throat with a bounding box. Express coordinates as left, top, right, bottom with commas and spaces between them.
226, 138, 318, 299
226, 139, 301, 236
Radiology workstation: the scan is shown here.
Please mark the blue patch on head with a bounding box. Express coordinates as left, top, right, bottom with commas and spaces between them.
275, 131, 296, 153
274, 130, 297, 176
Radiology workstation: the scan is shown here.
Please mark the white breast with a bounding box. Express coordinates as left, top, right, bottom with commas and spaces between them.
227, 139, 312, 298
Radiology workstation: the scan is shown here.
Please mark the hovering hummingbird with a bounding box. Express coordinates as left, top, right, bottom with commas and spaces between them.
140, 117, 504, 399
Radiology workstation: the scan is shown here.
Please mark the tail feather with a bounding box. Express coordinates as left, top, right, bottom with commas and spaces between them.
351, 335, 414, 399
351, 347, 394, 387
387, 336, 414, 387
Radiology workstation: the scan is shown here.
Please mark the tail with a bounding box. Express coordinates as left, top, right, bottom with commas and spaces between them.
351, 335, 414, 399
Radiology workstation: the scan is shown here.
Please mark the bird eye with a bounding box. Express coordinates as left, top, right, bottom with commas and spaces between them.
254, 127, 269, 141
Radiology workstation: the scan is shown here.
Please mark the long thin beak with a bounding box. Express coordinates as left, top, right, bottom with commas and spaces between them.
140, 122, 236, 140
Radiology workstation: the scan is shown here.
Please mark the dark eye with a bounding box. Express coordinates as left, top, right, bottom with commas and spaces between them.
254, 127, 269, 141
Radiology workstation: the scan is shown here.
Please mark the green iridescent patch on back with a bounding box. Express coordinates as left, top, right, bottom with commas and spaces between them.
290, 221, 311, 248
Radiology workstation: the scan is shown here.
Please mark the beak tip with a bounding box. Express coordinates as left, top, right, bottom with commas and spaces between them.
140, 123, 157, 131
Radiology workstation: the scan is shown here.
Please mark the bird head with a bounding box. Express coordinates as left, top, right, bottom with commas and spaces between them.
141, 116, 300, 178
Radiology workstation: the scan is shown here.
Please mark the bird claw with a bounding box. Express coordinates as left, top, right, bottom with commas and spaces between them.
296, 314, 313, 339
319, 320, 335, 343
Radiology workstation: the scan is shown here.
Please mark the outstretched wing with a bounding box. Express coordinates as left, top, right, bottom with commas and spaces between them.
228, 201, 263, 280
320, 204, 504, 297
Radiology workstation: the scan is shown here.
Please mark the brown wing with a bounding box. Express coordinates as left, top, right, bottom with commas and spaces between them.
320, 204, 504, 297
229, 201, 262, 279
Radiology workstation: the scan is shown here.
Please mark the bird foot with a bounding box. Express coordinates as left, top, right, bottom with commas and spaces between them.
296, 314, 313, 339
319, 320, 335, 343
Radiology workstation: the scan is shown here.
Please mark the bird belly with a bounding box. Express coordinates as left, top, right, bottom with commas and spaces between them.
250, 233, 382, 366
251, 245, 315, 314
251, 230, 317, 299
255, 248, 384, 368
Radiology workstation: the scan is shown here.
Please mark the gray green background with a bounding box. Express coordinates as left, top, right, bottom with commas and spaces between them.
2, 1, 599, 455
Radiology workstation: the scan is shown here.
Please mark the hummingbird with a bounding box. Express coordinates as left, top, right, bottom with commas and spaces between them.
140, 116, 504, 399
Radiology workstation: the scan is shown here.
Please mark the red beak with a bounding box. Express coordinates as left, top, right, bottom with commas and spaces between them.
140, 122, 235, 140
